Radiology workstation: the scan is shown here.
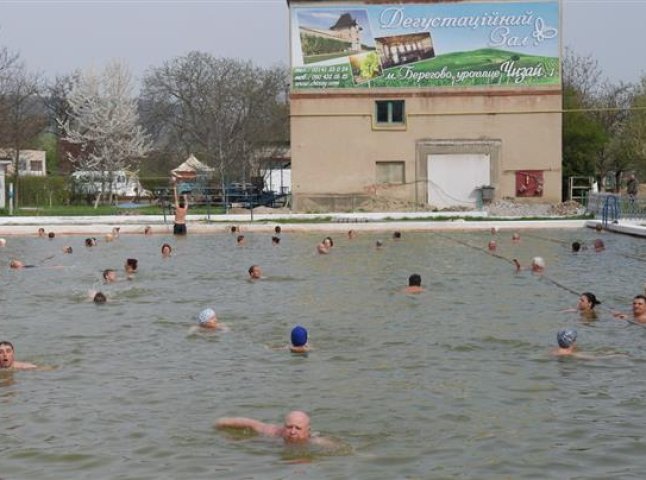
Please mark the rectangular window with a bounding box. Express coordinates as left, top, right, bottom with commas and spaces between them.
30, 160, 43, 172
375, 100, 405, 125
376, 161, 405, 184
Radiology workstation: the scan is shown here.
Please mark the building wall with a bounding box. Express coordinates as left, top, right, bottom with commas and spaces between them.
290, 89, 562, 211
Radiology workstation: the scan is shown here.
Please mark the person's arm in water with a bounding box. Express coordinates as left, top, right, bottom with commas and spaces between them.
513, 259, 521, 272
215, 417, 281, 436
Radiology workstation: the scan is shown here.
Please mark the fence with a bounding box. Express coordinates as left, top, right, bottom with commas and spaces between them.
586, 192, 646, 224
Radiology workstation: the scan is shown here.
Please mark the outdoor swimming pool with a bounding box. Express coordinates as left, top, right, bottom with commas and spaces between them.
1, 228, 645, 479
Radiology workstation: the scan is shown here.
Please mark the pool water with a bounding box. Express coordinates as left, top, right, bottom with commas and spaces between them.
1, 229, 645, 479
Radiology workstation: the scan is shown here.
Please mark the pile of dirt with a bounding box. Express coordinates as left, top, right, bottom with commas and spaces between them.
486, 199, 584, 217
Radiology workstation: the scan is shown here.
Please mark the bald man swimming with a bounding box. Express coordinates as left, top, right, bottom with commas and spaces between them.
216, 410, 336, 447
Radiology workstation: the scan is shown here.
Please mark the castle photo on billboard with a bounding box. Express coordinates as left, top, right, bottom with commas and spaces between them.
376, 32, 435, 70
297, 9, 375, 65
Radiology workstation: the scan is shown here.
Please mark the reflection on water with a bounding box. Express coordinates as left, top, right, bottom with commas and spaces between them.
1, 229, 645, 479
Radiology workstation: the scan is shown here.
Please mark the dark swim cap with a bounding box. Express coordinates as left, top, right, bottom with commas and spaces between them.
557, 329, 577, 348
291, 326, 308, 347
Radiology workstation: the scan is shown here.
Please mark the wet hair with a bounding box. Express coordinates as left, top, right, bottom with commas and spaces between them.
126, 258, 138, 271
64, 246, 73, 254
571, 241, 581, 252
38, 228, 45, 234
231, 226, 238, 233
0, 340, 14, 350
593, 239, 605, 250
376, 240, 383, 247
102, 269, 115, 280
85, 238, 94, 247
93, 292, 107, 304
144, 226, 152, 234
248, 264, 259, 275
408, 274, 422, 287
274, 225, 282, 234
393, 231, 402, 239
161, 243, 172, 254
271, 236, 280, 244
595, 223, 603, 232
635, 295, 646, 302
236, 235, 245, 243
48, 232, 55, 239
581, 292, 601, 308
324, 236, 334, 247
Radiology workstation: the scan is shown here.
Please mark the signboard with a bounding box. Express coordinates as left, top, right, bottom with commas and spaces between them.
290, 1, 560, 90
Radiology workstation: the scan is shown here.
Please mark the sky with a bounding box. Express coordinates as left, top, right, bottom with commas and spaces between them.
0, 0, 644, 86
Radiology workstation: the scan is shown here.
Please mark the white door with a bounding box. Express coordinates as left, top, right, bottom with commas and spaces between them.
427, 154, 490, 208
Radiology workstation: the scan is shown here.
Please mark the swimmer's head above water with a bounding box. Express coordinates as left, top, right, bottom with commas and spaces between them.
290, 326, 309, 353
197, 308, 218, 328
557, 329, 577, 349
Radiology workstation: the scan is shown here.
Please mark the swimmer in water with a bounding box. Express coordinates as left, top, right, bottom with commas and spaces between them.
48, 232, 55, 239
104, 233, 114, 243
103, 269, 118, 283
0, 238, 6, 247
512, 232, 521, 243
271, 236, 280, 245
563, 292, 601, 319
274, 225, 281, 235
593, 239, 605, 252
290, 326, 310, 354
85, 238, 97, 247
552, 329, 578, 356
571, 241, 581, 253
0, 341, 37, 370
375, 240, 383, 250
38, 227, 46, 238
490, 227, 497, 235
63, 246, 73, 254
124, 258, 138, 279
248, 265, 262, 280
161, 243, 172, 258
404, 273, 424, 293
144, 226, 152, 235
393, 231, 402, 240
347, 230, 356, 240
93, 292, 107, 304
216, 410, 337, 447
236, 235, 246, 245
613, 295, 646, 323
487, 240, 496, 252
513, 257, 545, 274
316, 237, 333, 254
197, 308, 218, 329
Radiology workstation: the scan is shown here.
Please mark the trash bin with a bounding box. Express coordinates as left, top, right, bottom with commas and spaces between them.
481, 186, 495, 203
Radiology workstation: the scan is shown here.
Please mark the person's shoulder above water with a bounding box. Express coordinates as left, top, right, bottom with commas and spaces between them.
0, 341, 38, 370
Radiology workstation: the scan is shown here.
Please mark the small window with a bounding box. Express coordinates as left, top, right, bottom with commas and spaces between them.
375, 100, 405, 125
376, 161, 405, 184
30, 160, 43, 172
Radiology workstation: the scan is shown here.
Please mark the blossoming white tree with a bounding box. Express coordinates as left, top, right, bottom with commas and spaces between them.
61, 60, 151, 206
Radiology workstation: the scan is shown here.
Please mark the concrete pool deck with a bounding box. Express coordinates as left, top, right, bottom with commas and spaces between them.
0, 211, 593, 236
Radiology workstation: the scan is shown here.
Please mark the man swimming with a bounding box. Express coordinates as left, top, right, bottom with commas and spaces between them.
215, 410, 335, 447
248, 265, 262, 280
0, 341, 37, 370
552, 329, 578, 356
290, 326, 310, 354
404, 274, 424, 293
614, 295, 646, 323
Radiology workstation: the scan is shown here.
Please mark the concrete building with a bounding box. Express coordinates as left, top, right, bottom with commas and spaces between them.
0, 149, 47, 177
288, 0, 562, 211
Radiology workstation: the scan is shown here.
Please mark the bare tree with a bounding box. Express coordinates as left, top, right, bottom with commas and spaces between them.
61, 60, 152, 206
0, 62, 46, 207
140, 52, 288, 187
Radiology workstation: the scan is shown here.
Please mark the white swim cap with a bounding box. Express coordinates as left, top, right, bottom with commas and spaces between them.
197, 308, 216, 325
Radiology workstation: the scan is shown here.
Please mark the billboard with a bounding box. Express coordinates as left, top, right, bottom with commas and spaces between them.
290, 1, 560, 90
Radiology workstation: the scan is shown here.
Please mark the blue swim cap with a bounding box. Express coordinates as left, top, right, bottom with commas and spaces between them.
557, 329, 577, 348
291, 326, 308, 347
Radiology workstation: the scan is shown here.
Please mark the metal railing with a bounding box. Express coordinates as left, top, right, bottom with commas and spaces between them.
586, 193, 646, 223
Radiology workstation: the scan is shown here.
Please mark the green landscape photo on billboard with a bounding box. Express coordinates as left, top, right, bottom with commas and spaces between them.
290, 1, 561, 90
